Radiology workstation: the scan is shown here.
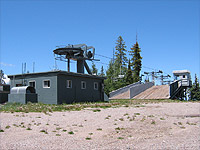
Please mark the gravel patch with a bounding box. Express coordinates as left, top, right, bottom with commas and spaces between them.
0, 102, 200, 150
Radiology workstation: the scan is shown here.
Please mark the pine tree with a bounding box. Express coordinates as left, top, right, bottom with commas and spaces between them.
114, 36, 128, 76
99, 66, 105, 77
190, 74, 200, 100
91, 62, 98, 75
125, 59, 133, 85
129, 41, 142, 82
104, 60, 115, 95
0, 70, 4, 84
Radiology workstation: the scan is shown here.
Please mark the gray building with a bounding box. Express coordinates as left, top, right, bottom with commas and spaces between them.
8, 70, 105, 104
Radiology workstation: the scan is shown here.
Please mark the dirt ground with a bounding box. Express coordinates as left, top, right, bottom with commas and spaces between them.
0, 102, 200, 150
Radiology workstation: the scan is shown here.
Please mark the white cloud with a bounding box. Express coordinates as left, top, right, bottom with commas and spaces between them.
0, 62, 15, 67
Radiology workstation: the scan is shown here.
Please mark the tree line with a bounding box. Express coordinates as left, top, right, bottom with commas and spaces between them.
91, 35, 142, 96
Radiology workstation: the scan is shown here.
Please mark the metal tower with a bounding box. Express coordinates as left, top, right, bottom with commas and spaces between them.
53, 44, 99, 74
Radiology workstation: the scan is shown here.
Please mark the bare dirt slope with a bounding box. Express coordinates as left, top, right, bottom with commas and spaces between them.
133, 85, 170, 99
110, 90, 130, 99
0, 102, 200, 150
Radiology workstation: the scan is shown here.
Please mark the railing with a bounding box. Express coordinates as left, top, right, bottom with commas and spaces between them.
170, 80, 181, 98
170, 79, 192, 99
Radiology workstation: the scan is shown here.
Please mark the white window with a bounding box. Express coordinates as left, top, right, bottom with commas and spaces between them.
66, 80, 72, 88
43, 80, 50, 88
29, 80, 36, 88
81, 81, 86, 89
94, 82, 98, 90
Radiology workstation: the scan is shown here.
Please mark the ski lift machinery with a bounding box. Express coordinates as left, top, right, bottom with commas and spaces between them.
53, 44, 99, 74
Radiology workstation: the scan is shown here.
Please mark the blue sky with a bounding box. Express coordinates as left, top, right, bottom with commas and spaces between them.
0, 0, 199, 83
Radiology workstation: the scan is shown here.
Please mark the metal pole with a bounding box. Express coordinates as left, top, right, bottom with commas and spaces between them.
68, 59, 70, 72
161, 75, 163, 85
33, 62, 35, 73
152, 72, 155, 84
22, 63, 24, 74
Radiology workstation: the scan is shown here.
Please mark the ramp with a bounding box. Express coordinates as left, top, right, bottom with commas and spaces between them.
109, 82, 140, 99
109, 82, 154, 99
133, 85, 170, 99
110, 90, 130, 99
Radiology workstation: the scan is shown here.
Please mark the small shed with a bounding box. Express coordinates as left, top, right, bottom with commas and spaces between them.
8, 86, 38, 104
172, 70, 192, 87
0, 84, 10, 103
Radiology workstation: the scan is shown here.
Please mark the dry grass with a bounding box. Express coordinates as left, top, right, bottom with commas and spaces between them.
0, 99, 186, 113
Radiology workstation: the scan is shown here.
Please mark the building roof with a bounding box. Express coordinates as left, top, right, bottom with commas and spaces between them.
8, 70, 106, 80
172, 70, 191, 74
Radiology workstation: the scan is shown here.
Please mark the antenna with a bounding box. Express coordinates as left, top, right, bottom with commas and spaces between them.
54, 59, 58, 70
22, 63, 24, 74
136, 31, 138, 42
24, 63, 26, 74
33, 62, 35, 73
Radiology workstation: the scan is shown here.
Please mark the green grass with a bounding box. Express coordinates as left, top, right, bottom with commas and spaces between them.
134, 113, 140, 116
119, 118, 124, 121
5, 125, 10, 129
56, 134, 61, 136
93, 109, 101, 112
40, 129, 46, 132
0, 129, 4, 132
97, 128, 102, 131
56, 127, 62, 130
68, 131, 74, 134
180, 126, 186, 129
115, 127, 124, 130
85, 137, 92, 140
26, 127, 32, 130
124, 113, 129, 116
0, 102, 114, 113
13, 124, 18, 127
178, 122, 182, 125
40, 129, 48, 134
186, 122, 197, 125
141, 116, 146, 122
0, 99, 190, 113
118, 137, 124, 140
151, 120, 156, 124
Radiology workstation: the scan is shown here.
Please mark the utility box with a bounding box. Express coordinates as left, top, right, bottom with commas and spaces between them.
8, 86, 37, 104
0, 84, 10, 103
